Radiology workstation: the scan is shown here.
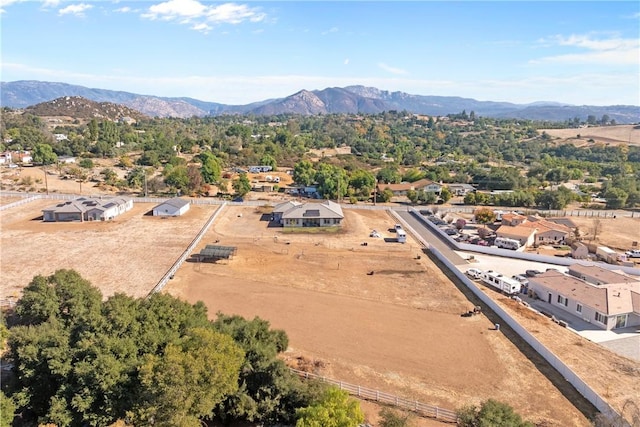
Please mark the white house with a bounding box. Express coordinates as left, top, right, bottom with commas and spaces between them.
152, 198, 191, 217
272, 200, 343, 227
42, 197, 133, 222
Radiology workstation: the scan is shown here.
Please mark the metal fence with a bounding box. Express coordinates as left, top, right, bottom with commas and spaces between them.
289, 368, 458, 423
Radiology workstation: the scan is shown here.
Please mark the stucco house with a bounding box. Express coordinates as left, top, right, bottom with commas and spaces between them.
495, 215, 571, 248
495, 225, 537, 247
152, 198, 190, 217
272, 200, 343, 227
377, 179, 442, 197
42, 197, 133, 222
446, 183, 475, 196
528, 268, 640, 330
570, 242, 589, 260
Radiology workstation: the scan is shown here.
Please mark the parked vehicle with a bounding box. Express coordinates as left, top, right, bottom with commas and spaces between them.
396, 229, 407, 243
512, 275, 529, 285
625, 249, 640, 258
480, 270, 522, 295
370, 230, 381, 238
466, 268, 483, 279
394, 224, 403, 231
495, 237, 521, 250
525, 269, 542, 277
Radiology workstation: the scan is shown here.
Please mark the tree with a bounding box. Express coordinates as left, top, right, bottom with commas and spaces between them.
604, 188, 628, 209
296, 387, 364, 427
439, 186, 452, 203
32, 143, 58, 165
233, 173, 251, 197
378, 407, 414, 427
473, 207, 496, 226
198, 152, 223, 184
260, 154, 277, 171
164, 165, 190, 191
78, 158, 94, 169
134, 328, 244, 427
457, 399, 533, 427
348, 169, 376, 199
0, 391, 15, 427
294, 160, 316, 187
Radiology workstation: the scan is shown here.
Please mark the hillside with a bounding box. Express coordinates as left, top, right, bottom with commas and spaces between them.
2, 80, 639, 123
25, 96, 148, 122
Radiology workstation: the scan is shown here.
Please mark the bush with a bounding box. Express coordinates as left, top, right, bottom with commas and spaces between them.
456, 399, 533, 427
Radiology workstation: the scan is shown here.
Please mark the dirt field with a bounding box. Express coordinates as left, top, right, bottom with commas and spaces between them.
164, 205, 593, 426
0, 198, 217, 301
540, 124, 640, 146
568, 214, 640, 253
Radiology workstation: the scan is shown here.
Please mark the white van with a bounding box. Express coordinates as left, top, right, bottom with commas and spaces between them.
625, 249, 640, 258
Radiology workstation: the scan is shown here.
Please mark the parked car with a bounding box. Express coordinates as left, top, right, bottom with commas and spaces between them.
444, 228, 458, 236
512, 274, 529, 285
370, 230, 381, 238
466, 268, 483, 279
419, 209, 433, 215
625, 249, 640, 258
525, 269, 542, 277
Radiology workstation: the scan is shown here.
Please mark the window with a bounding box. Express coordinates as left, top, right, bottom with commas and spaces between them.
557, 295, 568, 306
576, 303, 582, 314
595, 312, 607, 324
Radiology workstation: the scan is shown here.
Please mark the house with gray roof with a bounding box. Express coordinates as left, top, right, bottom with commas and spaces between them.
42, 197, 133, 222
272, 200, 343, 227
152, 197, 190, 217
528, 268, 640, 330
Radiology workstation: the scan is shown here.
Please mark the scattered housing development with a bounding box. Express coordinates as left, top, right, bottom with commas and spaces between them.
272, 200, 344, 227
42, 197, 133, 222
495, 213, 572, 248
152, 197, 190, 217
528, 265, 640, 330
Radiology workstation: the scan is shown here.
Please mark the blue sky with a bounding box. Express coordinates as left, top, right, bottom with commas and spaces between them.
1, 1, 639, 105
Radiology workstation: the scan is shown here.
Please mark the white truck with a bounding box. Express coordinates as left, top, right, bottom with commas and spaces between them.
396, 229, 407, 243
495, 237, 521, 250
480, 270, 522, 295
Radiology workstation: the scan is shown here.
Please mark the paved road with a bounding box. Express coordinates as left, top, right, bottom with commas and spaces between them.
396, 210, 468, 266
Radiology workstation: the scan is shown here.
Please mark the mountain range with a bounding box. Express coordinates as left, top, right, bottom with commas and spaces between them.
1, 80, 638, 123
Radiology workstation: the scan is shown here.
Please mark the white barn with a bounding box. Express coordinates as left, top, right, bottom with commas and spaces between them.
152, 198, 190, 217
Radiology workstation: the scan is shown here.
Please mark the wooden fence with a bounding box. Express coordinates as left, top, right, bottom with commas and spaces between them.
289, 368, 458, 423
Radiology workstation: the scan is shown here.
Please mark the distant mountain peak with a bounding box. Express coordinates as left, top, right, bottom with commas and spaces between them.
26, 96, 148, 121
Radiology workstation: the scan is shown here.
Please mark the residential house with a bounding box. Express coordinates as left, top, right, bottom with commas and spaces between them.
570, 242, 589, 260
496, 215, 571, 248
377, 178, 442, 197
42, 197, 133, 222
14, 151, 32, 164
446, 183, 475, 196
528, 269, 640, 330
152, 198, 190, 217
58, 156, 76, 164
273, 200, 344, 228
568, 264, 638, 286
495, 225, 537, 247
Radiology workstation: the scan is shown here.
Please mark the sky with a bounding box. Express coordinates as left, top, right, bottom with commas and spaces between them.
1, 0, 639, 106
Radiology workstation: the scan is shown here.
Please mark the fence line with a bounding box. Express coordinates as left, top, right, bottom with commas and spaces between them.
147, 203, 227, 297
394, 209, 628, 425
0, 195, 42, 211
289, 368, 458, 423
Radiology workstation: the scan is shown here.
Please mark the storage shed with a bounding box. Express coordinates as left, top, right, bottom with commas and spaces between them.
152, 198, 190, 217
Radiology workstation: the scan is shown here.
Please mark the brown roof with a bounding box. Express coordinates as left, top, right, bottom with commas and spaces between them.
529, 271, 640, 315
568, 264, 640, 285
496, 224, 537, 238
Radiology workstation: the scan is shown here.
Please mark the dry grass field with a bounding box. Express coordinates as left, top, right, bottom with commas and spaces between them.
541, 124, 640, 146
0, 199, 217, 301
164, 205, 594, 426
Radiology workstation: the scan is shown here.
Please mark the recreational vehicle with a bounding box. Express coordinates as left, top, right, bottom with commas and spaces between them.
495, 237, 521, 250
480, 270, 522, 295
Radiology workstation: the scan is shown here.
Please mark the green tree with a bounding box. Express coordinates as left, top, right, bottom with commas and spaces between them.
134, 328, 244, 427
164, 165, 190, 191
349, 169, 376, 199
0, 391, 15, 427
439, 186, 452, 203
294, 160, 316, 187
88, 118, 99, 142
457, 399, 533, 427
604, 188, 628, 209
376, 166, 401, 184
260, 154, 277, 171
473, 207, 496, 226
32, 143, 58, 165
78, 158, 94, 169
296, 387, 364, 427
233, 173, 251, 197
198, 152, 223, 184
379, 407, 414, 427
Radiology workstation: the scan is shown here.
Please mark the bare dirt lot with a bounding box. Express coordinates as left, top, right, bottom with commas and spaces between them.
540, 124, 640, 146
568, 214, 640, 254
0, 198, 217, 301
164, 205, 593, 426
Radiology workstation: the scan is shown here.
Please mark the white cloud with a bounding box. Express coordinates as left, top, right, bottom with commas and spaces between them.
191, 22, 211, 34
344, 58, 350, 65
378, 62, 408, 75
0, 0, 24, 13
58, 3, 92, 17
142, 0, 265, 32
321, 26, 338, 35
533, 33, 640, 65
114, 6, 132, 13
